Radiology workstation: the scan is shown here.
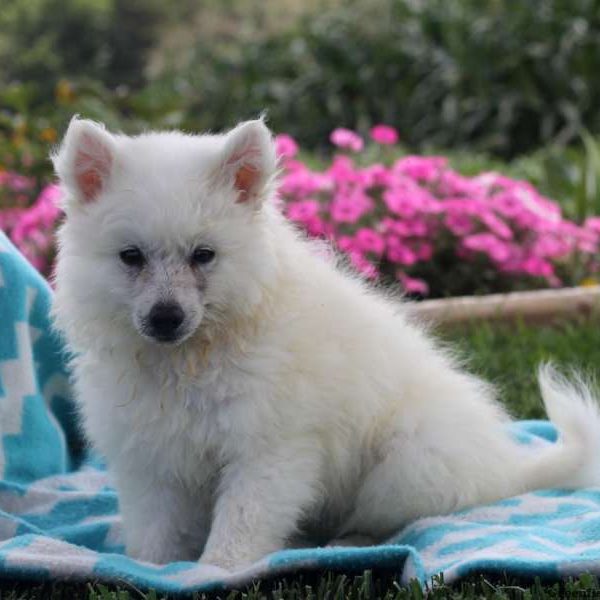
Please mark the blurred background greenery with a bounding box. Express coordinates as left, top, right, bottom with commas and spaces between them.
2, 0, 600, 220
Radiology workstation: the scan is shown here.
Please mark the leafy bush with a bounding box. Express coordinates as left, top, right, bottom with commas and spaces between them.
0, 0, 168, 95
0, 79, 157, 184
159, 0, 600, 157
5, 0, 600, 197
4, 0, 600, 162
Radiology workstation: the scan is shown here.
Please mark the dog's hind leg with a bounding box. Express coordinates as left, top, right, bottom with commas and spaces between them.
337, 416, 528, 541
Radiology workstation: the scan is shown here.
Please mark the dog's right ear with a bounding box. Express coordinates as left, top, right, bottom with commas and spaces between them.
52, 117, 115, 207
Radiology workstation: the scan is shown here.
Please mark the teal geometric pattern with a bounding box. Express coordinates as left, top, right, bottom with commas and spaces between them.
0, 232, 82, 482
0, 229, 599, 592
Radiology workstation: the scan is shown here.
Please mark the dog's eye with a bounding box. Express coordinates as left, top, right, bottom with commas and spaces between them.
119, 247, 145, 268
191, 247, 216, 265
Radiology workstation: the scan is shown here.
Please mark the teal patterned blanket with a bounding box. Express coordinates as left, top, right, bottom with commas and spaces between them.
0, 230, 598, 593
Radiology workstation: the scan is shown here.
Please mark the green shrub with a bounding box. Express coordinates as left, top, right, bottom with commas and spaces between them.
0, 79, 139, 183
154, 0, 600, 158
4, 0, 600, 160
2, 74, 599, 225
0, 0, 167, 96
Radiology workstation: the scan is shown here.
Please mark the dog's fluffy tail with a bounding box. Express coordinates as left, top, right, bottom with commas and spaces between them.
523, 364, 600, 491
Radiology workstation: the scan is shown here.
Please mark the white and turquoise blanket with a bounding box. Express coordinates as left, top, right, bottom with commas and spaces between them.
0, 230, 598, 593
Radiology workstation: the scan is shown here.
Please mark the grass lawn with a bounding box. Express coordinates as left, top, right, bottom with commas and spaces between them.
442, 315, 600, 420
3, 316, 600, 599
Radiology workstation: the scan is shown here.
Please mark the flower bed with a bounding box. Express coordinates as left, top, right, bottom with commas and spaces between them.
0, 172, 61, 274
278, 128, 600, 298
1, 126, 600, 298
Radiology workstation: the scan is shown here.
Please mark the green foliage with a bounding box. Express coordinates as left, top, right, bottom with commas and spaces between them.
3, 0, 600, 222
2, 570, 600, 598
443, 316, 600, 419
0, 0, 111, 90
153, 0, 600, 157
0, 79, 140, 183
0, 0, 167, 95
567, 131, 600, 221
3, 71, 600, 227
4, 0, 600, 162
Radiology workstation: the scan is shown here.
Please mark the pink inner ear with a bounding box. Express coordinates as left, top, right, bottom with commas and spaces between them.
234, 164, 260, 203
76, 169, 103, 202
74, 133, 113, 203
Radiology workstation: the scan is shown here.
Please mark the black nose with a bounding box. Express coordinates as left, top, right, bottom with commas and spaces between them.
147, 302, 184, 340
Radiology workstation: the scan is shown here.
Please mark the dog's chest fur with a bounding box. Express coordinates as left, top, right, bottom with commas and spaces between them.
78, 345, 256, 488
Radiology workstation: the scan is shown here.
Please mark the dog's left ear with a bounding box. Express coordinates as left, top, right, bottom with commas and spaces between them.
217, 119, 277, 204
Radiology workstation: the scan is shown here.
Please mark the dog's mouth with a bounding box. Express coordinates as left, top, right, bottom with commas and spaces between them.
148, 331, 183, 344
138, 322, 201, 347
138, 324, 195, 346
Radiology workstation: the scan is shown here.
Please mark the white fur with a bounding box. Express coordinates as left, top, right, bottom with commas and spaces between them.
51, 117, 600, 571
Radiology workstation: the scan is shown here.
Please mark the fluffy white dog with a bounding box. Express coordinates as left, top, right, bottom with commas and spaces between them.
52, 117, 600, 571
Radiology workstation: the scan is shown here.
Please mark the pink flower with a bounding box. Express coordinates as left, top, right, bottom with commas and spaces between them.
330, 128, 364, 153
359, 163, 390, 187
336, 236, 356, 252
330, 191, 373, 224
395, 156, 447, 182
479, 212, 513, 240
0, 207, 25, 231
462, 233, 510, 263
585, 216, 600, 234
519, 256, 555, 278
415, 242, 434, 261
287, 200, 320, 224
578, 237, 598, 254
369, 125, 399, 145
382, 183, 434, 218
445, 213, 474, 236
386, 238, 417, 265
348, 251, 378, 279
4, 183, 63, 274
271, 131, 600, 296
437, 170, 481, 197
305, 216, 330, 237
404, 219, 429, 237
328, 156, 358, 184
381, 218, 411, 237
531, 236, 571, 259
275, 134, 299, 159
0, 172, 34, 191
398, 273, 429, 295
354, 228, 385, 255
280, 168, 332, 196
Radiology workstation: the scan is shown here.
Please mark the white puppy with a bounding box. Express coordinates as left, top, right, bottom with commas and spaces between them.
51, 117, 600, 571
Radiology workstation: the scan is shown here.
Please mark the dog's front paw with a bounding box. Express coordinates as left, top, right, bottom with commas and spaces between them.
327, 534, 375, 548
199, 549, 253, 571
128, 540, 192, 565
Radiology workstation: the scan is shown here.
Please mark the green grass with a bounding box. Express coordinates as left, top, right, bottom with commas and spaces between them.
4, 317, 600, 599
442, 316, 600, 419
4, 571, 600, 600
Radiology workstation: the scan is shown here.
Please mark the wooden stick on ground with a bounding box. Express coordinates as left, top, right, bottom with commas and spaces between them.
409, 286, 600, 325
